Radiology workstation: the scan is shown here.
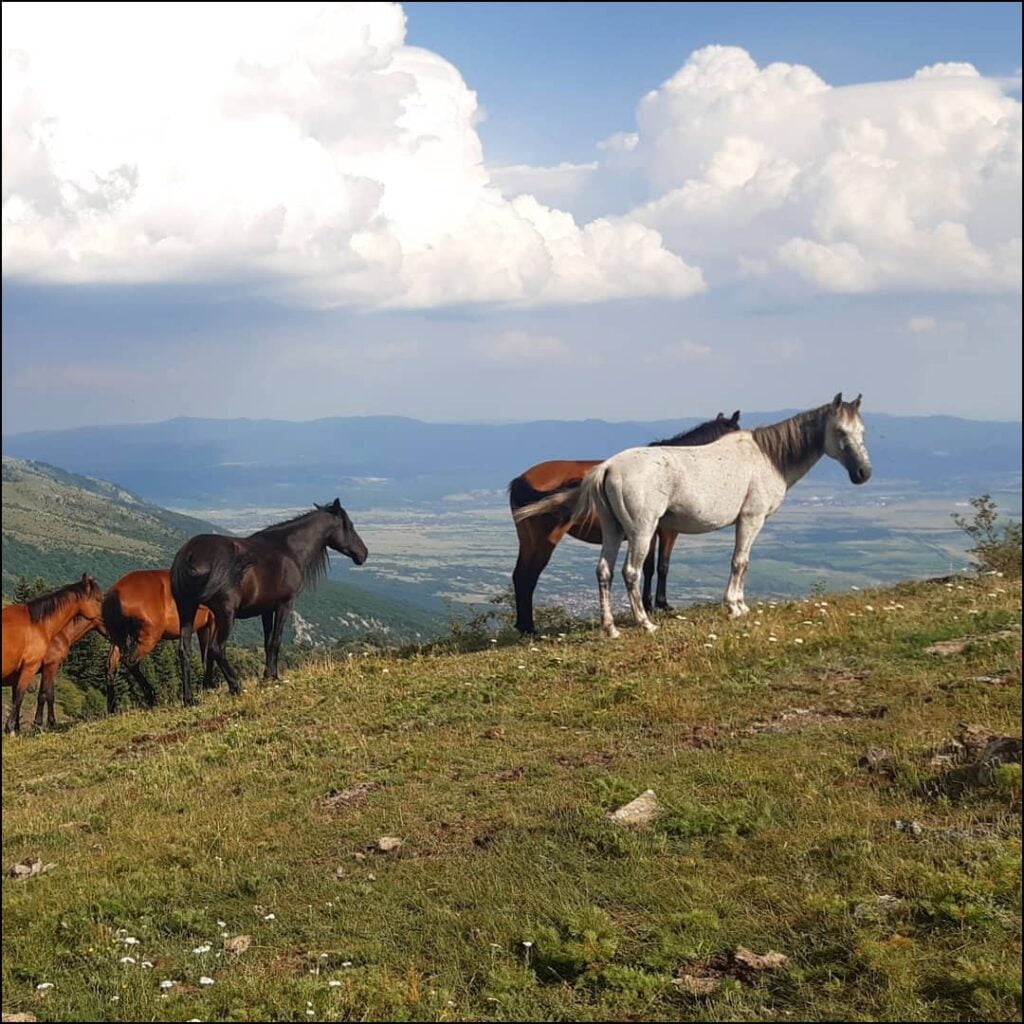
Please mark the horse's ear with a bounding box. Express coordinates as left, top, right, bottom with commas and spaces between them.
716, 412, 725, 420
81, 573, 89, 584
330, 498, 342, 514
832, 392, 843, 410
730, 410, 741, 425
851, 393, 863, 410
314, 502, 324, 511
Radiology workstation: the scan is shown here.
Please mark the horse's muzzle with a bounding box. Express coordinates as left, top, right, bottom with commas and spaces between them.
349, 548, 368, 566
850, 465, 872, 484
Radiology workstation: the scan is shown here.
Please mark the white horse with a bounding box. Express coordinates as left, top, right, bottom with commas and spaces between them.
514, 394, 872, 637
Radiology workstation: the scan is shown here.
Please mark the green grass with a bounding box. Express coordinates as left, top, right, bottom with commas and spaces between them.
2, 576, 1021, 1022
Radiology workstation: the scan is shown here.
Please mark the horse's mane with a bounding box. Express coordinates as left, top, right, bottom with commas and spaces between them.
249, 508, 330, 591
24, 578, 98, 624
751, 405, 831, 476
648, 413, 738, 448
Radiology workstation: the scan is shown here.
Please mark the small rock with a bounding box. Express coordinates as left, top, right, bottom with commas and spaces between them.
673, 974, 720, 996
223, 935, 251, 957
608, 789, 661, 828
893, 819, 923, 837
198, 976, 215, 986
483, 727, 505, 740
353, 851, 367, 862
2, 1015, 39, 1022
857, 747, 894, 775
733, 947, 789, 972
976, 735, 1022, 770
334, 866, 347, 879
375, 836, 403, 854
925, 638, 968, 655
5, 858, 55, 881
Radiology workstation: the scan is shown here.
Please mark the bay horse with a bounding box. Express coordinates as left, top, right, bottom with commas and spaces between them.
2, 575, 104, 734
103, 569, 216, 712
508, 412, 740, 633
171, 499, 367, 706
514, 394, 872, 637
32, 612, 106, 730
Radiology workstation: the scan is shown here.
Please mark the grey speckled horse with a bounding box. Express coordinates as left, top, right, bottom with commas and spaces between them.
514, 394, 872, 637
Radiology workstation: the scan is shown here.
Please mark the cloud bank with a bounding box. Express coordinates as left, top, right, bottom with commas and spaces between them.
3, 8, 1019, 310
1, 2, 702, 308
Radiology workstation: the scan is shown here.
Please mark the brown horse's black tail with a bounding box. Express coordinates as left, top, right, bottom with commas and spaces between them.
509, 475, 580, 526
101, 590, 141, 659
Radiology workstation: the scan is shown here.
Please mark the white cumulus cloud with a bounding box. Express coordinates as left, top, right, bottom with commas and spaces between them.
616, 46, 1021, 294
1, 2, 703, 309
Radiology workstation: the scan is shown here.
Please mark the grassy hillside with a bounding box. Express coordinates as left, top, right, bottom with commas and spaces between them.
1, 457, 440, 643
2, 576, 1020, 1022
1, 456, 218, 591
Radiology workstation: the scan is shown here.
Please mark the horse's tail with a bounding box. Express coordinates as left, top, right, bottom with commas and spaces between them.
170, 540, 252, 611
512, 463, 610, 528
101, 590, 141, 662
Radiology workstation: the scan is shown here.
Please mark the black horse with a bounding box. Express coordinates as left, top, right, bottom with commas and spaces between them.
170, 499, 367, 705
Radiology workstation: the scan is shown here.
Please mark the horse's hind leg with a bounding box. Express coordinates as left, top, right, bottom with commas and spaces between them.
622, 524, 659, 633
178, 620, 197, 706
209, 610, 241, 696
596, 521, 624, 639
655, 529, 678, 611
128, 629, 160, 706
106, 643, 122, 713
512, 522, 557, 634
198, 624, 218, 689
724, 513, 765, 618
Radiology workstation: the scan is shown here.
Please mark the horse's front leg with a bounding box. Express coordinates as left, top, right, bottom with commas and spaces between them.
655, 529, 678, 610
261, 610, 275, 681
267, 599, 294, 680
6, 664, 36, 735
724, 514, 765, 618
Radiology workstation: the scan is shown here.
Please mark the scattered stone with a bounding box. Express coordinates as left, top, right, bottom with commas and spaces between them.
732, 947, 789, 973
608, 790, 662, 828
334, 866, 347, 880
375, 836, 403, 854
482, 727, 505, 740
5, 858, 55, 881
853, 894, 903, 920
223, 935, 251, 957
352, 851, 367, 862
748, 705, 886, 735
893, 819, 923, 837
3, 1014, 39, 1022
322, 783, 378, 813
673, 974, 720, 996
976, 735, 1022, 771
925, 639, 968, 655
857, 747, 894, 776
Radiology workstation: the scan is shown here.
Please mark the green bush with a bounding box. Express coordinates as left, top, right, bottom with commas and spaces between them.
952, 494, 1022, 577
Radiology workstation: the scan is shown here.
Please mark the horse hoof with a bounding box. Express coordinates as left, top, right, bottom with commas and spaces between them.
643, 621, 659, 634
603, 626, 621, 639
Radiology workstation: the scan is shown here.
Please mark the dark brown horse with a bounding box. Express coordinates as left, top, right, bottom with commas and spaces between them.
171, 499, 368, 705
2, 575, 104, 734
33, 612, 105, 730
103, 569, 216, 712
508, 412, 740, 633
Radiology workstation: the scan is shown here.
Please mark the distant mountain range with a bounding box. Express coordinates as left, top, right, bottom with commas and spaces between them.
3, 411, 1020, 508
0, 457, 439, 642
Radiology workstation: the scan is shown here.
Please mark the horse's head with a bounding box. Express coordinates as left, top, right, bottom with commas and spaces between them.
78, 573, 105, 619
316, 499, 368, 565
824, 393, 872, 484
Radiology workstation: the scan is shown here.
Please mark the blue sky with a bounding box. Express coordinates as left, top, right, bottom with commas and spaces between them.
407, 2, 1023, 163
2, 2, 1021, 433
